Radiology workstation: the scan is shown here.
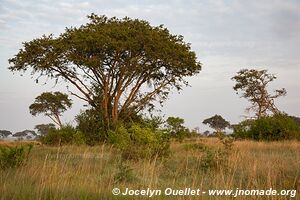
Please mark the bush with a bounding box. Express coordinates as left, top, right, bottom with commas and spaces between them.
75, 109, 105, 145
232, 119, 253, 139
200, 147, 229, 171
114, 160, 136, 183
197, 137, 233, 171
0, 144, 33, 170
108, 123, 170, 160
233, 114, 300, 141
40, 125, 86, 145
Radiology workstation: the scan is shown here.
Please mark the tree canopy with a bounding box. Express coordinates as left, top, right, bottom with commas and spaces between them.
34, 123, 56, 135
166, 116, 185, 133
202, 114, 230, 132
232, 69, 286, 118
29, 92, 72, 128
13, 130, 36, 137
9, 14, 201, 131
0, 130, 12, 138
166, 116, 189, 140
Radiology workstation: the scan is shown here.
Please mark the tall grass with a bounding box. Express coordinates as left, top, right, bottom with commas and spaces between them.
0, 138, 299, 199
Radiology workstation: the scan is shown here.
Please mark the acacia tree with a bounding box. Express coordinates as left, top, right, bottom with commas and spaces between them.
29, 92, 72, 128
166, 116, 189, 140
202, 114, 230, 133
0, 130, 12, 138
9, 14, 201, 133
232, 69, 286, 118
34, 123, 56, 136
13, 130, 37, 138
166, 116, 185, 134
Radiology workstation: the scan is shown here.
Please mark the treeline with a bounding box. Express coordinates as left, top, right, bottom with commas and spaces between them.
0, 130, 37, 140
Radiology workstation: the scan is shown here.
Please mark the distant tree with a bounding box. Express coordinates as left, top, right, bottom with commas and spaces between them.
0, 130, 12, 138
34, 123, 56, 136
232, 69, 286, 118
202, 114, 230, 133
29, 92, 72, 128
166, 117, 185, 134
203, 130, 210, 136
9, 14, 201, 133
26, 135, 33, 140
166, 116, 189, 140
189, 127, 200, 137
193, 127, 200, 134
13, 130, 37, 139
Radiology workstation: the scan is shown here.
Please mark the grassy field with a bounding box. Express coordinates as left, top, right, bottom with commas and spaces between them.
0, 138, 299, 199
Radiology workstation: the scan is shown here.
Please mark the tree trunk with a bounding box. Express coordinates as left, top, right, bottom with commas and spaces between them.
54, 113, 63, 129
101, 80, 110, 133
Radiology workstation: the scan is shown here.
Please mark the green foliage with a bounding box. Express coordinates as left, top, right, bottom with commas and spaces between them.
232, 69, 286, 118
40, 125, 86, 145
34, 123, 56, 136
13, 130, 36, 137
9, 14, 201, 131
233, 114, 300, 141
166, 116, 190, 141
75, 109, 104, 145
289, 115, 300, 127
0, 144, 33, 170
183, 143, 206, 151
231, 119, 253, 139
29, 92, 72, 127
108, 123, 170, 160
200, 148, 220, 171
13, 130, 37, 140
183, 137, 234, 171
202, 114, 230, 132
219, 135, 235, 151
142, 115, 165, 131
0, 130, 12, 138
199, 141, 232, 171
114, 160, 135, 183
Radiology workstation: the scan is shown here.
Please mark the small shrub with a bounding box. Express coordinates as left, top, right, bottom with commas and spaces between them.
200, 148, 217, 171
0, 144, 33, 170
199, 147, 229, 171
195, 137, 233, 171
75, 109, 105, 145
40, 125, 86, 145
114, 160, 135, 183
217, 133, 235, 152
108, 123, 170, 160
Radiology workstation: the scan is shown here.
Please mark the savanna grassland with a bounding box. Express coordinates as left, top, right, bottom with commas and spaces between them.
0, 138, 299, 200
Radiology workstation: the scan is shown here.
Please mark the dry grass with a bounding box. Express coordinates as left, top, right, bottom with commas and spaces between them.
0, 138, 299, 199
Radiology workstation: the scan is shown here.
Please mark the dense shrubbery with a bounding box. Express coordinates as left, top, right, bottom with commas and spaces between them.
0, 144, 33, 170
40, 125, 86, 145
39, 113, 171, 159
108, 122, 170, 160
233, 114, 300, 141
75, 109, 104, 145
38, 110, 208, 159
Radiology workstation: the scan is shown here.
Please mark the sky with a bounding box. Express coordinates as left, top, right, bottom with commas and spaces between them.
0, 0, 300, 133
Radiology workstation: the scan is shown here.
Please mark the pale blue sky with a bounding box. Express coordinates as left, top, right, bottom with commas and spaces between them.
1, 0, 300, 132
